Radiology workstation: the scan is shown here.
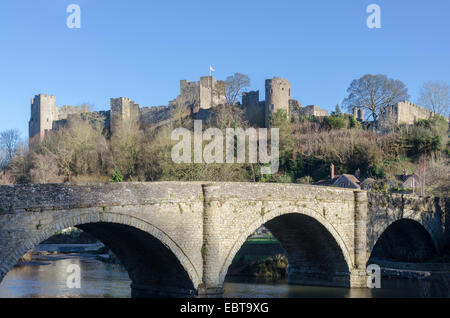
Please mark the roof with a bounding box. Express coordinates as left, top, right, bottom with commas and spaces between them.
313, 176, 340, 187
395, 173, 419, 183
313, 174, 361, 189
333, 174, 361, 189
360, 178, 376, 185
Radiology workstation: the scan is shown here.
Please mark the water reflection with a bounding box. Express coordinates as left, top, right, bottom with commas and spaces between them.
0, 254, 448, 298
0, 254, 131, 298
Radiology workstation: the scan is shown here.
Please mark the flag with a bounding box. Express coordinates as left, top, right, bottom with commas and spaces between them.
209, 65, 215, 72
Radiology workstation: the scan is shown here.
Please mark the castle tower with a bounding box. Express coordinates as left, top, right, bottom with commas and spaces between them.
265, 77, 291, 127
175, 76, 226, 114
199, 76, 226, 109
357, 108, 365, 122
242, 91, 265, 127
29, 94, 58, 141
110, 97, 140, 133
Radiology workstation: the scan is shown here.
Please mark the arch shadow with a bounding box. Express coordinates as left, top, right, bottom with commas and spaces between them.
0, 211, 199, 297
220, 208, 354, 288
369, 218, 438, 263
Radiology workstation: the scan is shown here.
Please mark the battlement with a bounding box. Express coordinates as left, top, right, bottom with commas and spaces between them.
29, 94, 58, 141
378, 100, 438, 128
58, 105, 90, 120
175, 76, 226, 113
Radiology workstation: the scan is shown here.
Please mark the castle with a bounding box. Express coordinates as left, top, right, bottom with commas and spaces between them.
29, 76, 228, 141
241, 77, 329, 127
29, 75, 441, 142
378, 101, 439, 128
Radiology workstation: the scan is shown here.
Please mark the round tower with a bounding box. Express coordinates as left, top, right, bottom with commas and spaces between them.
265, 77, 291, 127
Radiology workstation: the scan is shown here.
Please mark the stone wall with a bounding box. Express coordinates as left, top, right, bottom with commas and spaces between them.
299, 105, 329, 117
140, 106, 173, 127
367, 192, 449, 257
379, 101, 437, 128
242, 91, 265, 127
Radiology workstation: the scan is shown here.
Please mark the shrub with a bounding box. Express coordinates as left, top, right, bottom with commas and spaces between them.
110, 167, 124, 183
323, 116, 346, 130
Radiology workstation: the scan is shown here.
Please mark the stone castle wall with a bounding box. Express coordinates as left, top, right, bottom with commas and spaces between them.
242, 91, 265, 127
299, 105, 329, 117
379, 101, 436, 128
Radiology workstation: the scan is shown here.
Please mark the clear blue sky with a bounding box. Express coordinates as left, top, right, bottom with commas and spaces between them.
1, 0, 449, 138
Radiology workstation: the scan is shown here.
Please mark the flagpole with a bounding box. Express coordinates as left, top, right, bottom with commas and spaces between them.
209, 65, 213, 107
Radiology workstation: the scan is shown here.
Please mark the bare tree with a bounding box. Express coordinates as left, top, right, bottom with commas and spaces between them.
0, 129, 20, 169
29, 153, 63, 184
417, 154, 428, 196
417, 81, 449, 117
225, 73, 251, 105
343, 74, 409, 121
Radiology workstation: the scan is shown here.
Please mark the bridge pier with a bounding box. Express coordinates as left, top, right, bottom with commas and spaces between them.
351, 191, 369, 288
197, 285, 225, 298
349, 269, 368, 288
198, 184, 226, 298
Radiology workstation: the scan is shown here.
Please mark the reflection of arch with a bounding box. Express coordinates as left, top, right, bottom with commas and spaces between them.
370, 218, 437, 262
1, 211, 199, 296
219, 207, 353, 286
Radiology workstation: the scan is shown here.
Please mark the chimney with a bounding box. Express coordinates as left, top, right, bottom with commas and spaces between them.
355, 168, 360, 180
330, 163, 335, 180
353, 107, 358, 118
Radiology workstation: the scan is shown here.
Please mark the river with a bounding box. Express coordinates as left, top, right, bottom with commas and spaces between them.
0, 253, 448, 298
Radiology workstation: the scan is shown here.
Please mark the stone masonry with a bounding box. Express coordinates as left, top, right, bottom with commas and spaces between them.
0, 182, 447, 297
378, 101, 445, 129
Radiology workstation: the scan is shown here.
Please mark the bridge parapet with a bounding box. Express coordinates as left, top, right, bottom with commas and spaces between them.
0, 182, 203, 213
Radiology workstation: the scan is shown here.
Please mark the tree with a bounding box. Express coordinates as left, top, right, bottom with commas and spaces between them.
225, 73, 251, 105
343, 74, 409, 122
417, 81, 449, 117
29, 153, 63, 184
417, 154, 428, 196
110, 167, 124, 183
110, 117, 143, 179
0, 129, 20, 169
331, 104, 342, 116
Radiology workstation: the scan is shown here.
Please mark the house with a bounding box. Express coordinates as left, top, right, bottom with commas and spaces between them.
333, 174, 361, 189
360, 178, 376, 190
313, 164, 362, 189
394, 171, 422, 193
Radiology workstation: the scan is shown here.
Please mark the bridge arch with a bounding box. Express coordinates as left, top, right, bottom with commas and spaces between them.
219, 207, 354, 287
0, 210, 200, 297
369, 218, 438, 262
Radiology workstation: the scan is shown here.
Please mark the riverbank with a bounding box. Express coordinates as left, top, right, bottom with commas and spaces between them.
18, 243, 122, 265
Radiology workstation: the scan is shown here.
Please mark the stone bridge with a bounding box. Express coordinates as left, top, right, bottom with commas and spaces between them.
0, 182, 448, 297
